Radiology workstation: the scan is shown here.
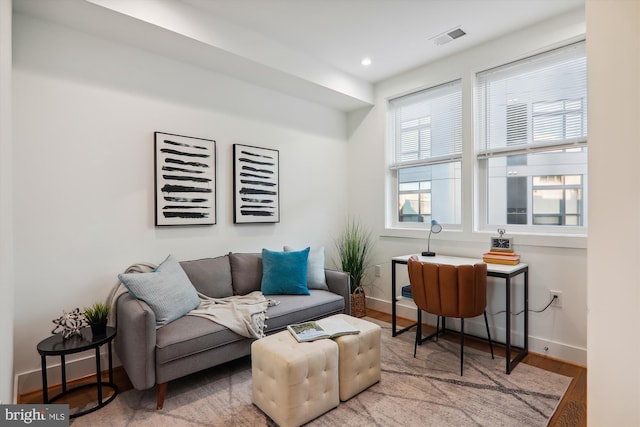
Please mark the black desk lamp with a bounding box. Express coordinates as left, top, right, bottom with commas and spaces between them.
421, 220, 442, 257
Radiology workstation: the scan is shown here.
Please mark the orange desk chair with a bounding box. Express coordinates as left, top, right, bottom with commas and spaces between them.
407, 256, 494, 375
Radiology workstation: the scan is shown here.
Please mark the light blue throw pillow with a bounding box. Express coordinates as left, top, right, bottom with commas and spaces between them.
118, 254, 200, 326
283, 245, 329, 291
261, 247, 310, 295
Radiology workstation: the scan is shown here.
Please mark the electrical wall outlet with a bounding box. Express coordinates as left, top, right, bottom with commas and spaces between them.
375, 265, 381, 277
550, 290, 562, 308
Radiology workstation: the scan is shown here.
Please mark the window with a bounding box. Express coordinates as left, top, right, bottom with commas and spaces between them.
388, 80, 462, 227
476, 41, 587, 231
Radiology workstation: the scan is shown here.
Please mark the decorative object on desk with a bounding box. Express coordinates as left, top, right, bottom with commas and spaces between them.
421, 219, 442, 256
335, 218, 375, 317
51, 308, 87, 339
84, 302, 111, 336
490, 228, 514, 252
154, 132, 217, 226
233, 143, 280, 224
485, 230, 519, 264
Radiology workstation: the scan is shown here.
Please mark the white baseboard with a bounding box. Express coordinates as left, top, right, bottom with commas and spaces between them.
15, 350, 122, 397
365, 296, 586, 366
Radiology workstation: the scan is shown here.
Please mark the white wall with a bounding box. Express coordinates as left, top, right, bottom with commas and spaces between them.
347, 9, 588, 365
586, 1, 640, 425
0, 0, 14, 405
11, 13, 349, 394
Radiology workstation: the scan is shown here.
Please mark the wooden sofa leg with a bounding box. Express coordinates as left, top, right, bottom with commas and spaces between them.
157, 382, 168, 410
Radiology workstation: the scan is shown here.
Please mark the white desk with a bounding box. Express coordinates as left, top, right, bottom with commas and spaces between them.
391, 254, 529, 374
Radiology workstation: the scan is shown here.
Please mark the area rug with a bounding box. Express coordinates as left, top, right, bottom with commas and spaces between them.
71, 319, 571, 426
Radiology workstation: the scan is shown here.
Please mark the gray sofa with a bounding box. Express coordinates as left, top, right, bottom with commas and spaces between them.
114, 252, 351, 409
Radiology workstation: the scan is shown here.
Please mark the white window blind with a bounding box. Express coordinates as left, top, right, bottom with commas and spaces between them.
476, 41, 587, 158
390, 80, 462, 169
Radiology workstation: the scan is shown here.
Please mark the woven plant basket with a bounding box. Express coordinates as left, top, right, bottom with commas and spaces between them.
351, 286, 366, 318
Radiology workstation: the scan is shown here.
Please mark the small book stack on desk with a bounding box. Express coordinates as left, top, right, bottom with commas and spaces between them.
482, 250, 520, 265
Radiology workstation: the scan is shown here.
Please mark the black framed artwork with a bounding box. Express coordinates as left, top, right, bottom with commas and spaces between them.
154, 132, 216, 226
233, 143, 280, 223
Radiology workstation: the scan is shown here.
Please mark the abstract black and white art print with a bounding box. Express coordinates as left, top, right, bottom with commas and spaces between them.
154, 132, 216, 226
233, 144, 280, 224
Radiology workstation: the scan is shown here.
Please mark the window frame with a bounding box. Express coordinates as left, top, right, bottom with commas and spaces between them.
475, 40, 588, 235
387, 79, 463, 231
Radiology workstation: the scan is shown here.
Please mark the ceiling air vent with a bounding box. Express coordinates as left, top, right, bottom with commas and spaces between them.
431, 26, 467, 46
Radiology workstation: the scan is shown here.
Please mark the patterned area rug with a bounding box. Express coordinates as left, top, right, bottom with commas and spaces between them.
72, 319, 571, 426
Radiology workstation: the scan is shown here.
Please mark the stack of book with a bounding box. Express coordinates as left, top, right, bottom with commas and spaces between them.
482, 250, 520, 265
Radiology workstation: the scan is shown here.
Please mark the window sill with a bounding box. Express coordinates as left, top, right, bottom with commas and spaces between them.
381, 227, 587, 249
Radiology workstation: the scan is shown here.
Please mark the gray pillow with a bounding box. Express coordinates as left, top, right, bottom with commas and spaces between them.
283, 245, 329, 290
229, 252, 263, 295
118, 254, 200, 326
180, 255, 233, 298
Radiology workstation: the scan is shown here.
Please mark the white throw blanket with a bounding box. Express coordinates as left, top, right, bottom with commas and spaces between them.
107, 263, 271, 339
188, 291, 270, 339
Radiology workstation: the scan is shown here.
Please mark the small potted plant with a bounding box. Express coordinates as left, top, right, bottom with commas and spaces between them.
335, 218, 375, 317
84, 302, 110, 336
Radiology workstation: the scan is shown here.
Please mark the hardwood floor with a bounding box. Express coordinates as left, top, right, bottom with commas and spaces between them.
20, 309, 586, 426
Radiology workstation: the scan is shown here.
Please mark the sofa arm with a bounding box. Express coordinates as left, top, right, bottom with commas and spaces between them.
325, 269, 351, 316
115, 293, 157, 390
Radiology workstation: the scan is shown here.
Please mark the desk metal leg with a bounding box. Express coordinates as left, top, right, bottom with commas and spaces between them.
505, 276, 512, 373
504, 268, 529, 374
392, 260, 397, 336
391, 260, 417, 337
524, 270, 529, 355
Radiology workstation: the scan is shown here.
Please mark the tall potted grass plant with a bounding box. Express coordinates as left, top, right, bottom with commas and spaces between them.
335, 218, 374, 317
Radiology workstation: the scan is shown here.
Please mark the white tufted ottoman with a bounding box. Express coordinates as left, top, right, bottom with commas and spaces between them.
251, 331, 339, 427
330, 314, 382, 401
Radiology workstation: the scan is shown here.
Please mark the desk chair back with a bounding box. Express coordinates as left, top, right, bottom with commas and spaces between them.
407, 256, 494, 374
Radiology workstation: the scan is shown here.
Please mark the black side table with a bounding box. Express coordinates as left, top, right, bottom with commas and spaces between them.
37, 326, 118, 418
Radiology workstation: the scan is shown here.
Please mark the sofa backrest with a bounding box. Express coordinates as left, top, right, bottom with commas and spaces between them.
180, 255, 234, 298
229, 252, 263, 295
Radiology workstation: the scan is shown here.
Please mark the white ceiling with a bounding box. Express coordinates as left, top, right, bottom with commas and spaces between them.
14, 0, 584, 111
183, 0, 584, 83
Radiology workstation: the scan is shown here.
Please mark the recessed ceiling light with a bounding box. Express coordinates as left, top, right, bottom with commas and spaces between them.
361, 57, 372, 66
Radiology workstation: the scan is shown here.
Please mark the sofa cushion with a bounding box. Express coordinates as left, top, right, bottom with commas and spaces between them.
155, 315, 245, 365
261, 247, 310, 295
263, 290, 345, 333
284, 245, 329, 291
229, 252, 263, 295
180, 256, 233, 298
118, 254, 200, 326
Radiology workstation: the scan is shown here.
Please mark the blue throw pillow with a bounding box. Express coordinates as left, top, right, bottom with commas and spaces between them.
118, 254, 200, 326
261, 247, 310, 295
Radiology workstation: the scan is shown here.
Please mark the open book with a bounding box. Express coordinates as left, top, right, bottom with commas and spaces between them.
287, 317, 360, 343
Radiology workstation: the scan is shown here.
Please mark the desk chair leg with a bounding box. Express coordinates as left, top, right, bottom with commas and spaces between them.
484, 310, 495, 359
436, 316, 440, 342
414, 308, 421, 358
460, 318, 465, 376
